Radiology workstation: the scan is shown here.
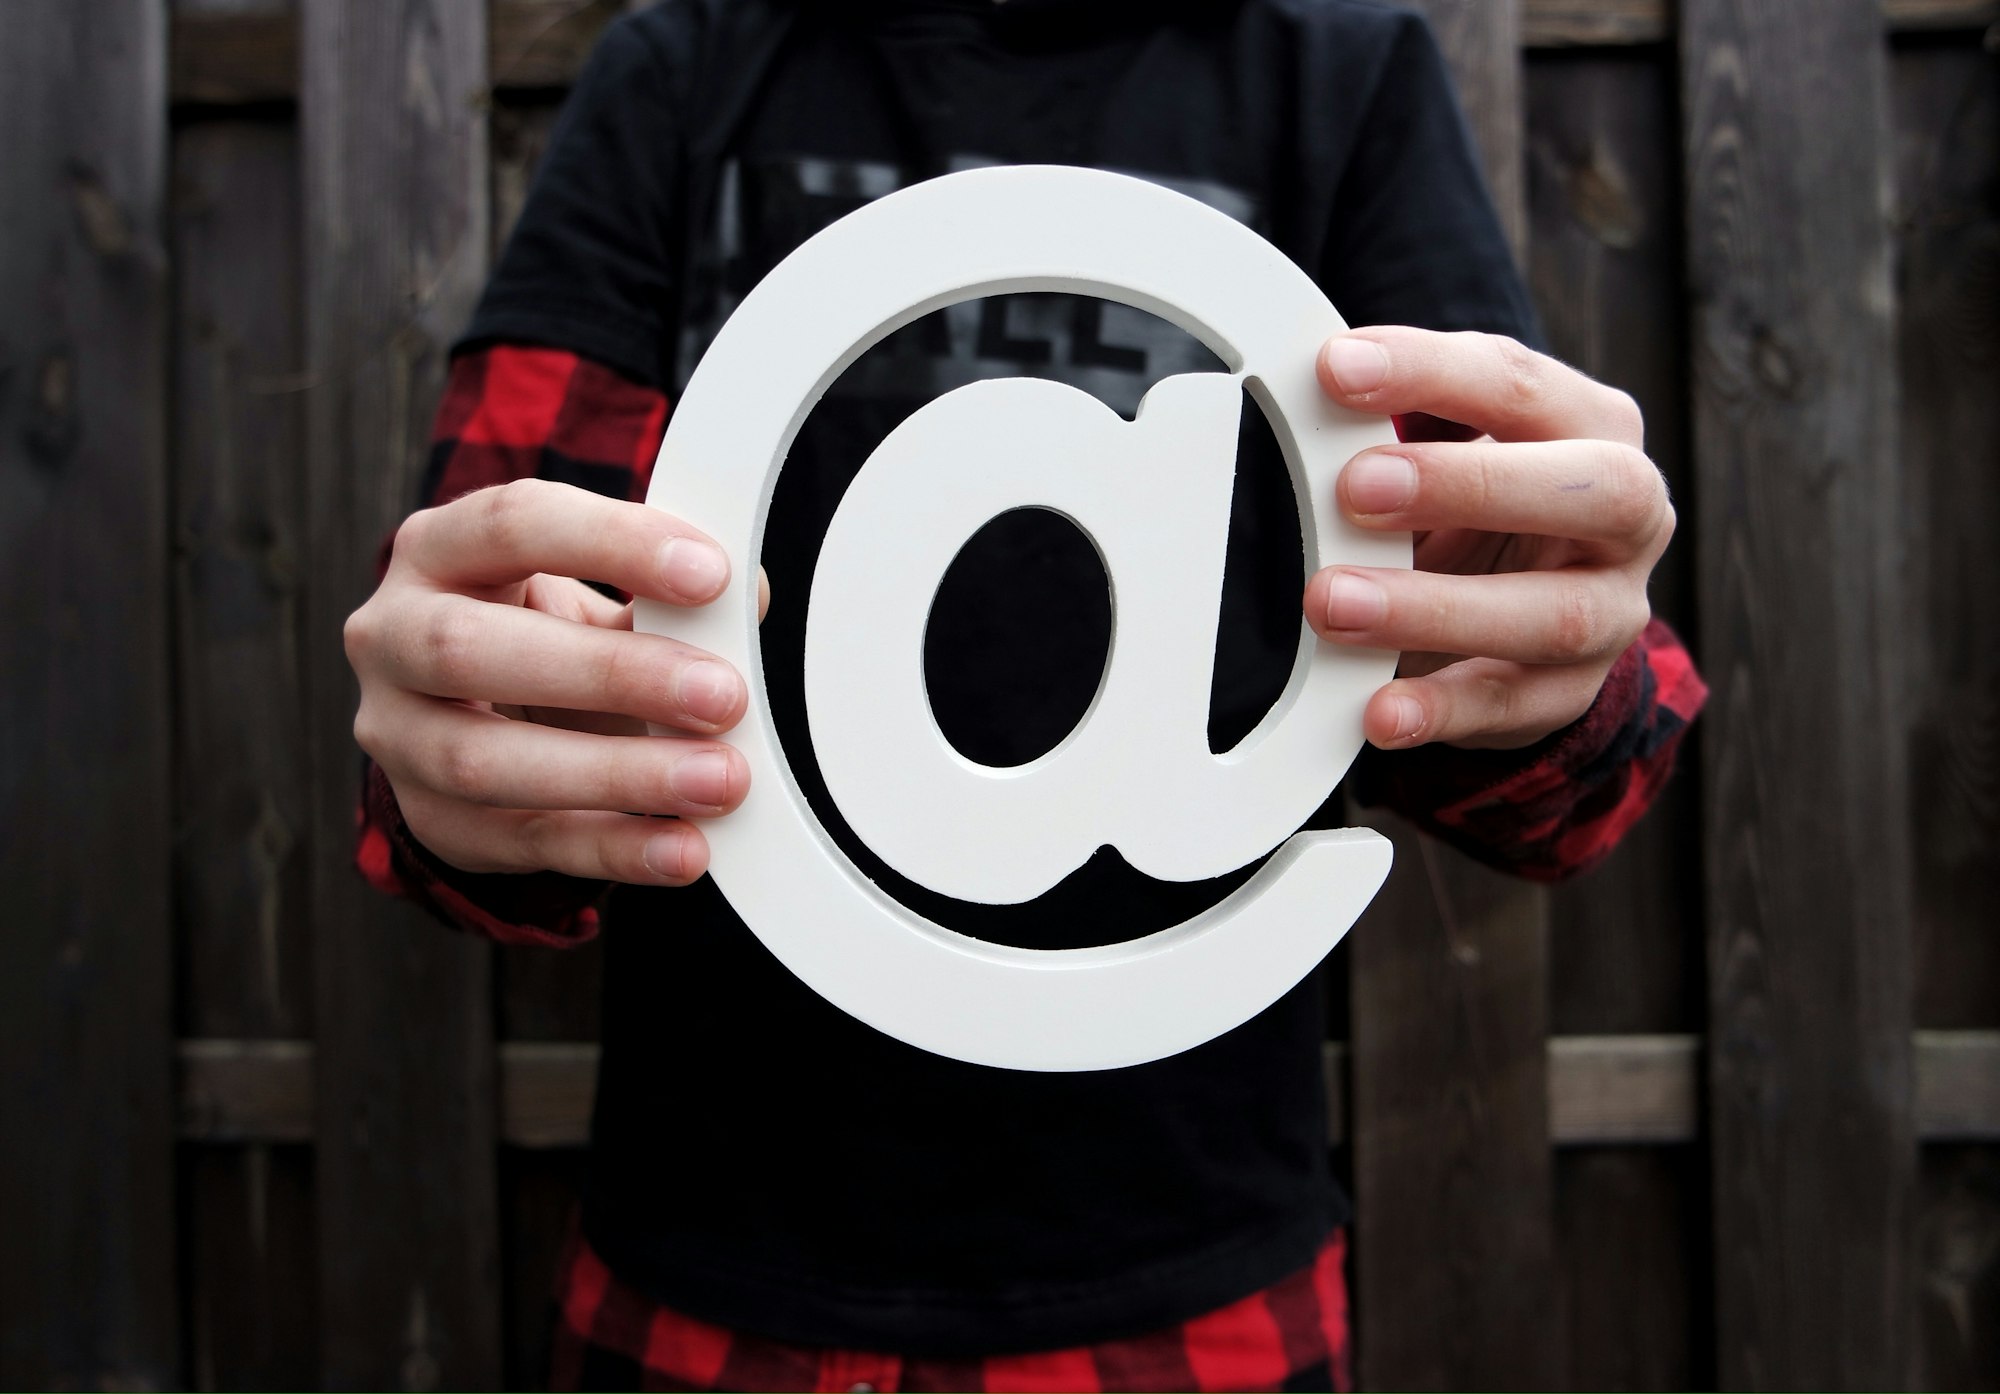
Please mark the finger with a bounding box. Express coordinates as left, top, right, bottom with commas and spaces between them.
1363, 658, 1608, 751
360, 689, 749, 817
524, 572, 629, 627
396, 478, 732, 605
1318, 327, 1645, 447
397, 783, 711, 886
377, 594, 746, 732
1306, 565, 1647, 666
1338, 438, 1671, 551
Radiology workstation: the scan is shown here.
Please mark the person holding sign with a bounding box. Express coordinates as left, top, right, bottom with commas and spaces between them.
343, 3, 1705, 1389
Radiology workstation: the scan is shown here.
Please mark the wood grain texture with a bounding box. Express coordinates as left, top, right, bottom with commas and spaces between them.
1892, 38, 2000, 1035
173, 112, 314, 1053
1679, 1, 1918, 1386
170, 1032, 2000, 1146
1524, 0, 1672, 47
173, 0, 625, 106
1891, 38, 2000, 1388
173, 4, 297, 107
489, 0, 626, 90
300, 1, 502, 1386
499, 1148, 588, 1391
166, 1, 2000, 107
1349, 5, 1559, 1387
181, 1146, 321, 1391
1919, 1145, 2000, 1390
1527, 48, 1702, 1044
1885, 0, 2000, 30
0, 3, 178, 1387
1418, 0, 1528, 255
1919, 1033, 2000, 1142
1557, 1146, 1709, 1390
1526, 47, 1708, 1388
171, 118, 324, 1391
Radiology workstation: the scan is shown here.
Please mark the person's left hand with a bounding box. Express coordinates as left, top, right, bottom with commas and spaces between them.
1307, 325, 1673, 751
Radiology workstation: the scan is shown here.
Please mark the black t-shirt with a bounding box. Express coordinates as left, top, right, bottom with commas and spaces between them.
466, 0, 1536, 1356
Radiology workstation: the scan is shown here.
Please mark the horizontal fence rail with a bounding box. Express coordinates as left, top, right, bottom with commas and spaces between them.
175, 1031, 2000, 1150
165, 0, 2000, 108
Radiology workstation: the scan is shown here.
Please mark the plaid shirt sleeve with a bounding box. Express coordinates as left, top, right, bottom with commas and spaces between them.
1349, 616, 1707, 881
354, 344, 668, 946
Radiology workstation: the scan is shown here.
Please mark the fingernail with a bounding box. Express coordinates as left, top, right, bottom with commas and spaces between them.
670, 751, 734, 808
659, 537, 729, 602
676, 660, 742, 726
1344, 452, 1417, 514
642, 829, 688, 880
1323, 337, 1390, 395
1386, 694, 1424, 742
1322, 572, 1387, 630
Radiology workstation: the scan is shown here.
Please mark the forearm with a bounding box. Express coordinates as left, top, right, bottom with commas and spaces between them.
1350, 617, 1706, 881
353, 345, 669, 944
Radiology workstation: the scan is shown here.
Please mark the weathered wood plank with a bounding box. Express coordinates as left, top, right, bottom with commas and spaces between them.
300, 1, 502, 1387
1519, 0, 2000, 43
1891, 39, 2000, 1388
0, 4, 178, 1387
1919, 1034, 2000, 1143
1526, 45, 1707, 1389
499, 1149, 589, 1391
179, 1038, 318, 1143
1679, 0, 1918, 1386
1919, 1145, 2000, 1390
166, 1, 2000, 108
489, 0, 627, 90
1528, 49, 1702, 1047
171, 115, 324, 1391
1525, 0, 1672, 47
181, 1145, 321, 1391
1548, 1036, 1699, 1143
174, 0, 625, 106
173, 3, 297, 107
1884, 0, 2000, 30
1349, 7, 1559, 1386
172, 76, 316, 1061
1892, 38, 2000, 1038
1557, 1147, 1707, 1391
167, 1032, 2000, 1146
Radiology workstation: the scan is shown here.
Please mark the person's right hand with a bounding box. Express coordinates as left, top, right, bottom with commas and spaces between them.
345, 478, 752, 887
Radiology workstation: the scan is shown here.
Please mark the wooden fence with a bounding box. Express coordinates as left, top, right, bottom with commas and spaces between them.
3, 0, 1997, 1388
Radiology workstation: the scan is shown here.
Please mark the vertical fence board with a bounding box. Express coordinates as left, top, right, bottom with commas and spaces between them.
500, 1149, 589, 1391
171, 115, 323, 1390
1679, 1, 1918, 1386
1526, 47, 1709, 1390
0, 4, 178, 1387
300, 1, 502, 1386
1891, 36, 2000, 1036
1350, 10, 1559, 1386
1920, 1145, 2000, 1391
1891, 32, 2000, 1391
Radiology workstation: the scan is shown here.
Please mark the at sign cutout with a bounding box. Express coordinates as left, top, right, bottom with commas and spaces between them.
635, 165, 1406, 1072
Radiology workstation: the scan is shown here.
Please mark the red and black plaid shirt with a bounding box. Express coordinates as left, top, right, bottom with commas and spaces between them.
554, 1228, 1352, 1393
358, 344, 1706, 1391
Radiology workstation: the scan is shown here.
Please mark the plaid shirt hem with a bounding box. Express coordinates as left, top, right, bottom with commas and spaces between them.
551, 1225, 1352, 1393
